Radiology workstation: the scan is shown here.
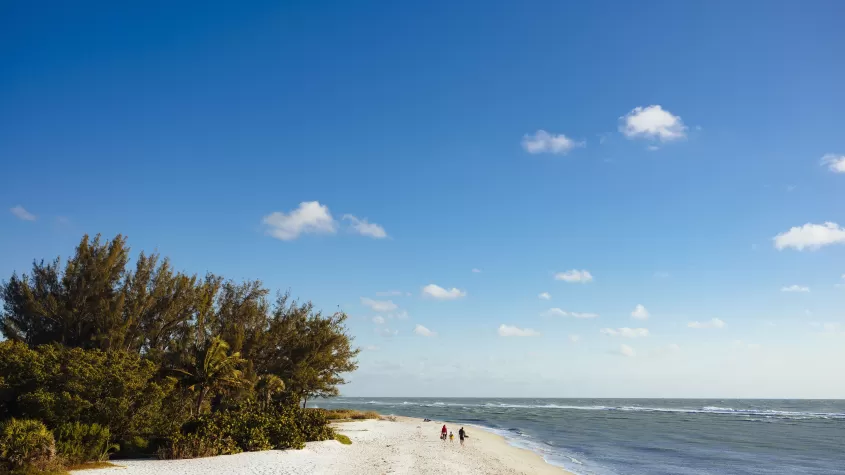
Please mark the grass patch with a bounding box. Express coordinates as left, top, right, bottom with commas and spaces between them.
65, 462, 119, 472
321, 409, 380, 421
334, 434, 352, 445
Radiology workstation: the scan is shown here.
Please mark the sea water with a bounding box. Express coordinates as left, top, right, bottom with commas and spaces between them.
312, 398, 845, 474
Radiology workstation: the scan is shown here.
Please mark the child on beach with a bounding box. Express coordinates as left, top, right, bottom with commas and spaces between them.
449, 431, 454, 442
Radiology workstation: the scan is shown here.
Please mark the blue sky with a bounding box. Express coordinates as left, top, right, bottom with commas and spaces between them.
2, 0, 844, 397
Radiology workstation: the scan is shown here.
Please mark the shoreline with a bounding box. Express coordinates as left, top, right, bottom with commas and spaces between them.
73, 416, 572, 474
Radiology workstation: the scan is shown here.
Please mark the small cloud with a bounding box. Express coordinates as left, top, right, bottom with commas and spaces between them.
781, 285, 810, 293
361, 297, 398, 312
498, 324, 540, 337
569, 334, 581, 343
688, 318, 726, 329
554, 269, 594, 283
597, 132, 611, 145
821, 154, 845, 173
55, 216, 71, 225
667, 343, 681, 352
804, 309, 812, 316
619, 105, 687, 142
414, 324, 436, 337
471, 268, 482, 273
786, 184, 797, 192
522, 130, 585, 155
600, 327, 649, 338
422, 284, 466, 300
542, 308, 599, 319
262, 201, 336, 240
343, 214, 388, 239
773, 222, 845, 251
618, 344, 636, 357
538, 292, 551, 300
646, 145, 660, 151
10, 205, 36, 221
733, 340, 762, 351
389, 310, 410, 320
365, 345, 379, 351
375, 327, 398, 337
372, 316, 385, 324
631, 304, 649, 320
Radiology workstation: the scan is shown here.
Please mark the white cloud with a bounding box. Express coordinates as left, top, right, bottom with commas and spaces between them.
414, 324, 436, 337
821, 154, 845, 173
542, 308, 599, 319
422, 284, 466, 300
262, 201, 336, 240
389, 310, 410, 320
538, 292, 551, 300
646, 145, 660, 151
554, 269, 594, 283
667, 343, 681, 352
471, 268, 482, 273
365, 345, 379, 351
522, 130, 585, 155
361, 297, 398, 312
733, 340, 762, 351
619, 105, 687, 142
375, 327, 398, 337
343, 214, 388, 239
10, 205, 36, 221
781, 285, 810, 293
498, 324, 540, 337
618, 344, 636, 357
372, 316, 385, 324
569, 335, 581, 343
631, 304, 649, 320
688, 318, 726, 329
773, 222, 845, 251
600, 327, 650, 338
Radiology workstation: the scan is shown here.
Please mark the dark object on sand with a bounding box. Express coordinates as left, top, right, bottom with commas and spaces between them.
423, 418, 431, 422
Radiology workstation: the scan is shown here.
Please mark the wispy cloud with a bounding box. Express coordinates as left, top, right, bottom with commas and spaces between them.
569, 335, 581, 343
375, 328, 398, 337
554, 269, 593, 283
542, 308, 599, 319
773, 222, 845, 251
10, 205, 36, 221
343, 214, 388, 239
781, 285, 810, 293
365, 345, 379, 351
361, 297, 398, 312
375, 290, 409, 297
498, 324, 540, 337
422, 284, 466, 300
631, 304, 649, 320
619, 105, 687, 142
538, 292, 551, 300
522, 130, 585, 155
688, 318, 726, 329
600, 327, 649, 338
372, 316, 385, 324
618, 344, 636, 357
821, 154, 845, 173
414, 324, 437, 337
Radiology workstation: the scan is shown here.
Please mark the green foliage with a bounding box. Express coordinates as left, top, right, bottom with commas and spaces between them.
54, 422, 118, 465
321, 409, 380, 421
0, 418, 58, 472
334, 434, 352, 445
0, 234, 358, 464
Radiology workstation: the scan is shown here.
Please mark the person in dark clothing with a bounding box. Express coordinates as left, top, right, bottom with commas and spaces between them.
458, 427, 467, 445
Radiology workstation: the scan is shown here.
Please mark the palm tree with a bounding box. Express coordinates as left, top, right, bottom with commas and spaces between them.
174, 336, 248, 414
254, 374, 285, 410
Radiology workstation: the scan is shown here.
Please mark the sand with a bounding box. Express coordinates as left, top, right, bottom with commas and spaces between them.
74, 417, 571, 475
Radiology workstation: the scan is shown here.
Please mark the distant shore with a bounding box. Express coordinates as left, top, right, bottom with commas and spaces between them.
74, 417, 571, 475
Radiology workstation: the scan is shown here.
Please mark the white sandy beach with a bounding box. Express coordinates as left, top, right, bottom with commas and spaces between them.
75, 417, 570, 475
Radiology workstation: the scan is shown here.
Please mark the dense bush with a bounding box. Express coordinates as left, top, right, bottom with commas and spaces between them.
54, 422, 118, 465
0, 418, 58, 473
0, 234, 358, 467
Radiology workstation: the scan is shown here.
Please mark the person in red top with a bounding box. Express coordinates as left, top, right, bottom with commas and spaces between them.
441, 424, 447, 441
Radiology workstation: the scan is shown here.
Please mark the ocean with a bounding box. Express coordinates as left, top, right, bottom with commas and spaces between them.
312, 398, 845, 475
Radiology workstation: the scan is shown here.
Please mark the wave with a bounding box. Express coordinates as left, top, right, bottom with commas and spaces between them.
331, 399, 845, 420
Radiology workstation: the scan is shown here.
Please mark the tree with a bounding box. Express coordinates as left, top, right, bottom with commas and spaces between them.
173, 337, 248, 415
254, 374, 285, 411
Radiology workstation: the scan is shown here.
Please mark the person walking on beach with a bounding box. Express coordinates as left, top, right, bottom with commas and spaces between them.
441, 424, 447, 441
449, 431, 454, 442
458, 427, 467, 446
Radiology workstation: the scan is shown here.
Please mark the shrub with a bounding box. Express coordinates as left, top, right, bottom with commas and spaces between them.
54, 422, 118, 465
296, 408, 333, 442
322, 409, 379, 421
0, 419, 58, 472
334, 434, 351, 445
